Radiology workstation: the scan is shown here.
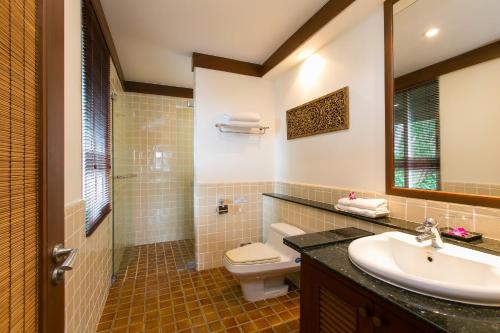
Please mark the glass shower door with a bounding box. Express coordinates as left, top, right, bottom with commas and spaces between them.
111, 92, 135, 276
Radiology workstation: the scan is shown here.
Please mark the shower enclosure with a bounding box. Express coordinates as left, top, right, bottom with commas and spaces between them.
111, 92, 194, 275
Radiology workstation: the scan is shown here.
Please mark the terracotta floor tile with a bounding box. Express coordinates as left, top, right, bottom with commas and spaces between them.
226, 326, 242, 333
253, 318, 270, 330
111, 327, 127, 333
112, 317, 128, 328
205, 311, 219, 323
259, 328, 274, 333
96, 239, 300, 332
96, 321, 112, 332
240, 321, 257, 333
208, 321, 223, 331
222, 317, 237, 328
128, 322, 144, 333
235, 313, 250, 325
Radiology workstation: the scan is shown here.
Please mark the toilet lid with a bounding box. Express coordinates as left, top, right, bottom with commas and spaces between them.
225, 243, 281, 265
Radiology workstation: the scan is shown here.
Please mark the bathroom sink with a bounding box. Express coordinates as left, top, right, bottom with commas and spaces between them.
348, 231, 500, 306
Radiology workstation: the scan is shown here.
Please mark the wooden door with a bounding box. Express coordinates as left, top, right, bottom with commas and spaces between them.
0, 0, 65, 332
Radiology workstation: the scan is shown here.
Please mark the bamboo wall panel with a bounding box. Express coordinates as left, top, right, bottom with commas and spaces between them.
0, 0, 39, 331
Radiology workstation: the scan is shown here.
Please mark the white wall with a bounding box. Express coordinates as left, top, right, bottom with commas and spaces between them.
272, 7, 386, 192
440, 57, 500, 184
64, 0, 82, 204
194, 68, 275, 183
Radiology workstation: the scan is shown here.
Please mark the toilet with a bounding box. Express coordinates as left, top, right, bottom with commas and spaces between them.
223, 223, 305, 302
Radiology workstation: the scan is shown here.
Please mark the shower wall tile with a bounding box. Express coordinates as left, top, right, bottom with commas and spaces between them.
113, 93, 194, 247
194, 181, 273, 270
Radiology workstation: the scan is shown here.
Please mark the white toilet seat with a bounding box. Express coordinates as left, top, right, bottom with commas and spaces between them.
223, 253, 296, 275
225, 242, 281, 265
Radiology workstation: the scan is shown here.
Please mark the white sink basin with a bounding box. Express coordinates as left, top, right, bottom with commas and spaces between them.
348, 231, 500, 306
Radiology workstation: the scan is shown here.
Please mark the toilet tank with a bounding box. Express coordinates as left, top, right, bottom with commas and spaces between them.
266, 223, 305, 259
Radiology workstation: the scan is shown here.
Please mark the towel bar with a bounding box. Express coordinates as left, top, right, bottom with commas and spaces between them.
215, 123, 269, 135
114, 173, 137, 180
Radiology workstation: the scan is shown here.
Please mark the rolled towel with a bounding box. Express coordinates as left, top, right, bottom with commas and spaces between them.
222, 120, 261, 128
335, 204, 389, 218
223, 112, 261, 123
338, 197, 387, 211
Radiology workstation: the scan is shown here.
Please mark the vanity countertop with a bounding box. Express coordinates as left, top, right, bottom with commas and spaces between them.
304, 241, 500, 333
284, 227, 373, 252
266, 192, 500, 254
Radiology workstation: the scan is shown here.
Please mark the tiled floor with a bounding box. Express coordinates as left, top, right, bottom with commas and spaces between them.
96, 239, 300, 333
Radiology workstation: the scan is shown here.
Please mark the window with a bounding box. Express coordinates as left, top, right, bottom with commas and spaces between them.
82, 0, 111, 235
394, 80, 441, 190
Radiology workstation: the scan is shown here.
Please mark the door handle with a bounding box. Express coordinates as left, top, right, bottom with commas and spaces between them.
51, 244, 78, 284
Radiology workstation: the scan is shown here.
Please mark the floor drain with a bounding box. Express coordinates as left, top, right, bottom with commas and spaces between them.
187, 261, 196, 270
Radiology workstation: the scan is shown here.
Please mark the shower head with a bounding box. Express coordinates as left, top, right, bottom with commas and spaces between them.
176, 100, 194, 109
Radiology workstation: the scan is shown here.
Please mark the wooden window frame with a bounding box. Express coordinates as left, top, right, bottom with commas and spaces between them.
384, 0, 500, 208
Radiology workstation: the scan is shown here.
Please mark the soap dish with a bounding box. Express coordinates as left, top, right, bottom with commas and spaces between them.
440, 227, 482, 242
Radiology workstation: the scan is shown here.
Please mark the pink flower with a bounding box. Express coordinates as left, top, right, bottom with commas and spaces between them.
448, 227, 469, 237
348, 192, 356, 200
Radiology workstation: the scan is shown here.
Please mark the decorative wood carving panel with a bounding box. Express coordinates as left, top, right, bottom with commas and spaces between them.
286, 87, 349, 140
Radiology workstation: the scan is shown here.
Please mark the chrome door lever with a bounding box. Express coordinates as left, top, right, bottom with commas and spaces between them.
51, 244, 78, 284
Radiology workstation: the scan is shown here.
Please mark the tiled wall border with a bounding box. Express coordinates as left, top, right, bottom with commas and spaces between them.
64, 200, 112, 333
273, 181, 500, 241
193, 180, 500, 272
194, 181, 273, 270
442, 181, 500, 197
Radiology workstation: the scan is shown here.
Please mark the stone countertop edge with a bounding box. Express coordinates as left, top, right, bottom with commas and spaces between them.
264, 192, 500, 255
283, 227, 374, 253
302, 242, 500, 333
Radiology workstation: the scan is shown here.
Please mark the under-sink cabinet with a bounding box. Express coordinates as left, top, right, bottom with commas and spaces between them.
300, 255, 441, 333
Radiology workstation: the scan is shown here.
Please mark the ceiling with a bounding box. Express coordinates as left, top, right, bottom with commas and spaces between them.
394, 0, 500, 77
100, 0, 329, 88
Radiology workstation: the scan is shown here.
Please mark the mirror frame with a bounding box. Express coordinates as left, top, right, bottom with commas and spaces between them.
384, 0, 500, 208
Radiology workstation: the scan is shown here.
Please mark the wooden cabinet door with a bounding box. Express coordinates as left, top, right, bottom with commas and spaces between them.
372, 305, 432, 333
301, 256, 373, 333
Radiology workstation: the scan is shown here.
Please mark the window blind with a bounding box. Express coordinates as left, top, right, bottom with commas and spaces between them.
0, 0, 39, 330
394, 79, 441, 190
82, 0, 111, 235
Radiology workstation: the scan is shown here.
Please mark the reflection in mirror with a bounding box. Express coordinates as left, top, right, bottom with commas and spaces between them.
392, 0, 500, 197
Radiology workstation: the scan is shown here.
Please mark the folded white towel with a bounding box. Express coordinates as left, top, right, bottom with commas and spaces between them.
336, 204, 389, 218
223, 112, 261, 123
221, 120, 261, 128
338, 198, 388, 211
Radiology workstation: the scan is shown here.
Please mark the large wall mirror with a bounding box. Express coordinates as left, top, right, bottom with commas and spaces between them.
385, 0, 500, 208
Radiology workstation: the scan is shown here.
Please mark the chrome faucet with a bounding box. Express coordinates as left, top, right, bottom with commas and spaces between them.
416, 218, 444, 248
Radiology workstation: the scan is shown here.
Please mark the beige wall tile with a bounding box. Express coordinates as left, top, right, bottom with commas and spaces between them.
475, 214, 500, 240
64, 200, 112, 333
406, 201, 425, 223
269, 181, 500, 242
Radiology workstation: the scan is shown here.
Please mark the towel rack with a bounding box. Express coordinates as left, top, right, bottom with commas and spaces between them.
114, 173, 137, 180
215, 123, 269, 135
